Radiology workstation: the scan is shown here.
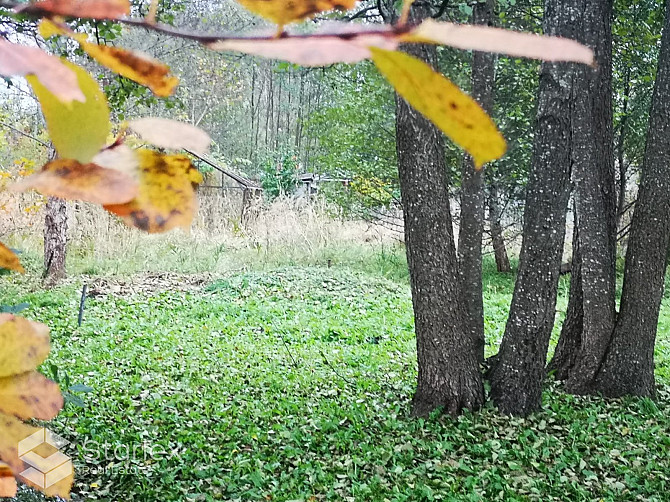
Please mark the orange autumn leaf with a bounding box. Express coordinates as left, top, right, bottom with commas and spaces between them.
104, 149, 203, 233
0, 243, 24, 274
40, 20, 178, 97
0, 463, 16, 498
235, 0, 357, 27
370, 47, 506, 168
12, 158, 138, 205
16, 0, 130, 19
0, 40, 84, 103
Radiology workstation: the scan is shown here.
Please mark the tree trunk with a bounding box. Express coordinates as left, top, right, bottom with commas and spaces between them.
43, 196, 67, 286
43, 146, 67, 286
396, 8, 483, 418
549, 0, 616, 393
488, 182, 511, 273
592, 1, 670, 398
458, 0, 495, 364
488, 0, 576, 416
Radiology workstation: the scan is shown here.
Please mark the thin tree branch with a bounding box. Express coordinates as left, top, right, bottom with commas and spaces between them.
0, 120, 50, 148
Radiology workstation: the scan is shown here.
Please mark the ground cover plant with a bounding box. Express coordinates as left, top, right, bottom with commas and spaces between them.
2, 257, 668, 501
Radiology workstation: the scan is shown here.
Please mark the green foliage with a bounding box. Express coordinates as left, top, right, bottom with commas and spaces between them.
304, 62, 397, 213
2, 261, 669, 501
260, 150, 300, 200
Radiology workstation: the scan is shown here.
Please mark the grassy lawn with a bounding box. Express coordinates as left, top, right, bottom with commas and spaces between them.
1, 260, 669, 501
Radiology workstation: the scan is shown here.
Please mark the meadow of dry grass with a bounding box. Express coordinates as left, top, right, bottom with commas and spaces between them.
1, 190, 405, 278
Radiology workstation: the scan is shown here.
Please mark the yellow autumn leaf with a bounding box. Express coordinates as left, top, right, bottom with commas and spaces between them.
12, 158, 138, 205
0, 414, 39, 479
0, 242, 24, 274
40, 20, 178, 97
0, 315, 50, 379
370, 48, 506, 168
0, 463, 17, 498
104, 149, 203, 233
235, 0, 357, 28
0, 372, 63, 421
28, 60, 110, 163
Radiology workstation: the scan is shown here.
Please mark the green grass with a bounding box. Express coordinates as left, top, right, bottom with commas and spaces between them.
1, 260, 669, 501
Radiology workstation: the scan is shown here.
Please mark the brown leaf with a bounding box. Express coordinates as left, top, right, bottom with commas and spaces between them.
0, 40, 84, 103
12, 159, 138, 205
40, 20, 179, 97
0, 243, 24, 274
104, 149, 203, 233
404, 19, 595, 65
235, 0, 357, 27
0, 315, 51, 379
0, 373, 64, 421
206, 24, 399, 66
17, 0, 130, 19
128, 118, 211, 155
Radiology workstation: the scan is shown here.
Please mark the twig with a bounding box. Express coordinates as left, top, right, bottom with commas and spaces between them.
0, 120, 50, 148
319, 349, 355, 387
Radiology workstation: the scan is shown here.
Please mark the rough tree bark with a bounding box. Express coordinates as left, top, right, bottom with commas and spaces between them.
396, 6, 484, 417
43, 148, 67, 286
488, 181, 511, 273
548, 0, 617, 393
458, 0, 496, 364
488, 0, 577, 416
592, 0, 670, 397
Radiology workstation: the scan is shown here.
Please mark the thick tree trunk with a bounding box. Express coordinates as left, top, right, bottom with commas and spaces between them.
458, 0, 495, 364
550, 0, 617, 393
488, 0, 576, 416
396, 8, 483, 418
488, 182, 511, 273
592, 1, 670, 397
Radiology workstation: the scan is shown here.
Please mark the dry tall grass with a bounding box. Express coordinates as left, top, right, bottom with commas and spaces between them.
1, 190, 401, 277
